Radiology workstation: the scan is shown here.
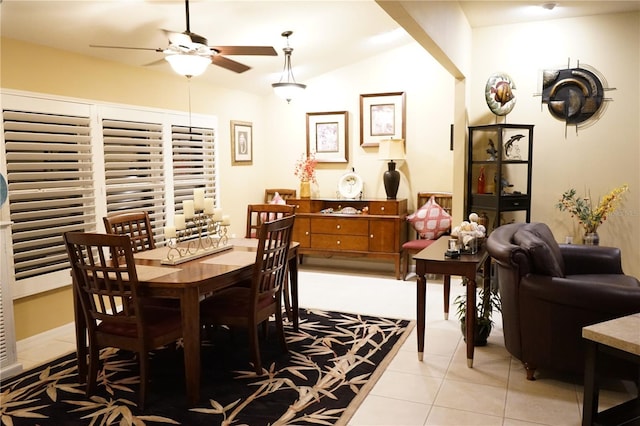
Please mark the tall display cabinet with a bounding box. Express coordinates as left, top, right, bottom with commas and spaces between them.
466, 124, 533, 232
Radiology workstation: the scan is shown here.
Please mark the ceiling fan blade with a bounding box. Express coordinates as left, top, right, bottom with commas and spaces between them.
211, 55, 251, 73
90, 44, 164, 52
213, 46, 277, 56
144, 58, 168, 67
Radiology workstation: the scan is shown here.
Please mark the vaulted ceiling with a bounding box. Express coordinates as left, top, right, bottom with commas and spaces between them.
2, 1, 638, 95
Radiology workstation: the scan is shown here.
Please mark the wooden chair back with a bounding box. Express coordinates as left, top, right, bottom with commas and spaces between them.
252, 215, 295, 308
63, 231, 182, 409
415, 192, 453, 239
264, 188, 297, 203
245, 203, 295, 238
103, 211, 155, 255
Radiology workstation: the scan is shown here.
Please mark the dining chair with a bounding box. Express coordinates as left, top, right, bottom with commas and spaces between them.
200, 215, 295, 374
401, 192, 453, 317
63, 231, 183, 410
264, 188, 297, 203
245, 203, 295, 239
103, 211, 156, 255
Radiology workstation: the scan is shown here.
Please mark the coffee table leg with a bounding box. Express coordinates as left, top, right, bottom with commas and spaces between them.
416, 266, 426, 361
466, 277, 476, 368
582, 341, 599, 425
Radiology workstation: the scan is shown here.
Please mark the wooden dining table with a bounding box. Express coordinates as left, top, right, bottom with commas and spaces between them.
73, 238, 299, 407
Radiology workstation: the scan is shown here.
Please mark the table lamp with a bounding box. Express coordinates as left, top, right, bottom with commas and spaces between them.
378, 138, 405, 199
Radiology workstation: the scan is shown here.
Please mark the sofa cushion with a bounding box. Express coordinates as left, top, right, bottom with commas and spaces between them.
407, 196, 451, 240
513, 224, 565, 277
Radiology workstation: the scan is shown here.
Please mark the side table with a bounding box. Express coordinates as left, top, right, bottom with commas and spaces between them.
413, 236, 491, 367
582, 313, 640, 426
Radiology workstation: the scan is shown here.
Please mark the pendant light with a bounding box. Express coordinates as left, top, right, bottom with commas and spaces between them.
272, 31, 306, 103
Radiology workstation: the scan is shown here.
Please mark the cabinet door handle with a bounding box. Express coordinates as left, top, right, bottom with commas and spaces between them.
381, 206, 385, 211
305, 231, 309, 235
337, 240, 341, 245
370, 234, 374, 238
336, 224, 341, 230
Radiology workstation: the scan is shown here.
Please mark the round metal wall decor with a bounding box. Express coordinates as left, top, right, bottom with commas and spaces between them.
485, 72, 517, 116
539, 60, 614, 132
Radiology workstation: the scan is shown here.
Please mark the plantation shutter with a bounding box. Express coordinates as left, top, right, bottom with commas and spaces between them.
102, 118, 165, 245
172, 124, 216, 213
3, 109, 94, 280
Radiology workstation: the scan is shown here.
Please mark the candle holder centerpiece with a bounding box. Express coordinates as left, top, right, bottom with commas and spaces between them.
163, 189, 232, 265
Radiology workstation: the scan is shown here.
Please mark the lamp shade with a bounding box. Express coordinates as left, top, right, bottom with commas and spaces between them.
378, 139, 405, 160
272, 82, 307, 103
165, 54, 211, 77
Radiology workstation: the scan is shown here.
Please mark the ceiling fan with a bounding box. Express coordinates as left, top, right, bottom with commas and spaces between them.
90, 0, 277, 75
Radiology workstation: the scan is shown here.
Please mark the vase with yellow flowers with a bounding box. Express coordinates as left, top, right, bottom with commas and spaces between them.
556, 184, 628, 245
294, 152, 317, 198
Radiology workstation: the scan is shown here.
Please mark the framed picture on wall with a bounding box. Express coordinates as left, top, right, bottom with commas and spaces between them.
359, 92, 406, 147
306, 111, 349, 163
231, 120, 252, 165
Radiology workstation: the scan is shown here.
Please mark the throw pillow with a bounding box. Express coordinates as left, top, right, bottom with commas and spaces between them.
513, 226, 565, 277
407, 196, 451, 240
269, 192, 285, 205
261, 192, 286, 222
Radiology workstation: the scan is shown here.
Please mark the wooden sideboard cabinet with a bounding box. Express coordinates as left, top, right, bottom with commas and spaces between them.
285, 198, 408, 279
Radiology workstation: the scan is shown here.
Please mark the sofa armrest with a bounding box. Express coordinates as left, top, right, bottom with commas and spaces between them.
522, 274, 640, 313
559, 244, 624, 275
487, 223, 532, 276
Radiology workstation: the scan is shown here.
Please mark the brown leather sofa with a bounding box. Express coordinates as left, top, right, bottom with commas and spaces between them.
486, 222, 640, 380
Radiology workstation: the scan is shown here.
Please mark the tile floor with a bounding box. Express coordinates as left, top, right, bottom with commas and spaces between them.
15, 260, 638, 425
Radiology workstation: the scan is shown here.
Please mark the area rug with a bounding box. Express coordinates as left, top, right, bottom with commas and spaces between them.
1, 309, 413, 425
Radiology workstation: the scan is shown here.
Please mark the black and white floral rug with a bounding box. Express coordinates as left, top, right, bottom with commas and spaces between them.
1, 309, 413, 425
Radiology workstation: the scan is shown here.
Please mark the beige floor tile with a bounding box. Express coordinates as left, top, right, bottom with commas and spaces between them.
426, 406, 503, 425
446, 343, 511, 388
434, 379, 507, 417
388, 349, 451, 379
504, 386, 582, 425
370, 370, 443, 404
349, 394, 430, 426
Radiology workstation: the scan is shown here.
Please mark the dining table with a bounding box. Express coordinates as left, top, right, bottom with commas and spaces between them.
73, 237, 300, 407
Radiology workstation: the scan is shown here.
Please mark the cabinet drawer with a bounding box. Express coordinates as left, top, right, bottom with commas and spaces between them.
368, 201, 398, 215
311, 234, 369, 251
310, 217, 369, 235
499, 195, 530, 210
287, 199, 312, 213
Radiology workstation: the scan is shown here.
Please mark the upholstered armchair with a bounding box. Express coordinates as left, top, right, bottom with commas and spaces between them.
486, 222, 640, 380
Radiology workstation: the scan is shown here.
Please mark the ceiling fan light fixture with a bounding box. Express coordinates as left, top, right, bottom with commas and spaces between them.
165, 53, 211, 77
272, 31, 306, 103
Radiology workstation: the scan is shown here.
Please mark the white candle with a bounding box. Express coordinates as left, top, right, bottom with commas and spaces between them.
193, 188, 205, 210
213, 208, 223, 221
221, 215, 231, 226
204, 198, 215, 215
164, 226, 176, 238
174, 214, 186, 230
183, 200, 195, 218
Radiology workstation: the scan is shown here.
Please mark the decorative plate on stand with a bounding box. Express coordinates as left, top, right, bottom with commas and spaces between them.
337, 171, 363, 200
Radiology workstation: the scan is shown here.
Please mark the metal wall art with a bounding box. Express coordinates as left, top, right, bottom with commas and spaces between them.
538, 59, 614, 133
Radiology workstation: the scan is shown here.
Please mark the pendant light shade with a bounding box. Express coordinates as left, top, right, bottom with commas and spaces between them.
165, 54, 211, 77
272, 31, 306, 103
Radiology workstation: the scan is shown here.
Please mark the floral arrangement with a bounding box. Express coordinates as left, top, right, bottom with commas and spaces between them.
293, 152, 317, 183
556, 184, 628, 233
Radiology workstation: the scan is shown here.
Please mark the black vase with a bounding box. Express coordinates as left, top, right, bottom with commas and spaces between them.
383, 160, 400, 199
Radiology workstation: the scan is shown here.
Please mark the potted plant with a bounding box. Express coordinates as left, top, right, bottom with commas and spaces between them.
454, 279, 501, 346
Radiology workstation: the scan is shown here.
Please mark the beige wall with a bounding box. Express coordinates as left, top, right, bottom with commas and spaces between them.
469, 12, 640, 277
